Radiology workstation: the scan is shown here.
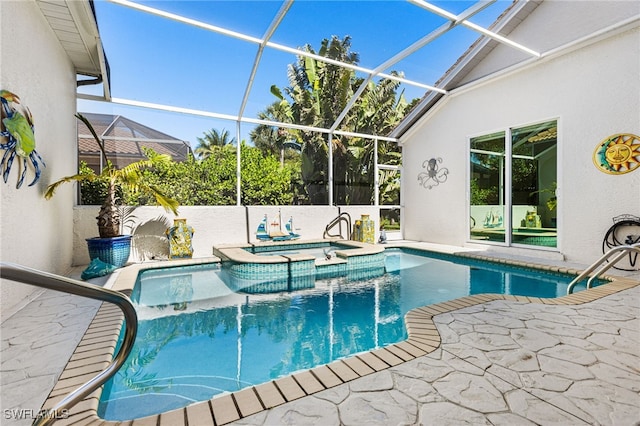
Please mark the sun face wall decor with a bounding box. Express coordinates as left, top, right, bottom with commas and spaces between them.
593, 133, 640, 175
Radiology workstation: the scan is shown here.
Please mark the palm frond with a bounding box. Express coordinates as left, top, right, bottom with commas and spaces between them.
44, 173, 96, 199
76, 113, 109, 169
147, 185, 180, 215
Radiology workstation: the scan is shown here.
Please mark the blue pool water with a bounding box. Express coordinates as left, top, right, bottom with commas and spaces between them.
99, 248, 598, 420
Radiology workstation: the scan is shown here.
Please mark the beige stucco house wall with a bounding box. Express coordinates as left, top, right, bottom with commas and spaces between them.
0, 1, 100, 319
400, 1, 640, 264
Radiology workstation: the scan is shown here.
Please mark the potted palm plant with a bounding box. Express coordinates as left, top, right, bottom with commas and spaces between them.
45, 113, 179, 267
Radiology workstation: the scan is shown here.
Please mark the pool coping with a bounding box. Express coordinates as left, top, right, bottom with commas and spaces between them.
41, 245, 640, 425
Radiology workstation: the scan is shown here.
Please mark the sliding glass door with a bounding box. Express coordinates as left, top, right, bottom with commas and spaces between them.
470, 132, 506, 243
469, 120, 557, 248
511, 121, 557, 247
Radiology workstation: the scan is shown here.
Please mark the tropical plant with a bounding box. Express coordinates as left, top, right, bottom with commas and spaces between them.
470, 178, 498, 205
44, 113, 179, 238
268, 35, 359, 204
250, 101, 300, 166
265, 35, 413, 205
238, 143, 294, 205
342, 77, 407, 204
121, 144, 293, 206
194, 128, 236, 159
530, 181, 557, 211
378, 169, 401, 205
76, 161, 116, 206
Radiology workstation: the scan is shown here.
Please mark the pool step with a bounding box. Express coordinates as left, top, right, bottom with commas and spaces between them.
315, 257, 348, 267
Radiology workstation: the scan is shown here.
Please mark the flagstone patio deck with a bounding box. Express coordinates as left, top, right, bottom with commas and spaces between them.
1, 246, 638, 425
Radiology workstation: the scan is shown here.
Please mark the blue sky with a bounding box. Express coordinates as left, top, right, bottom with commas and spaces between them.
79, 0, 511, 147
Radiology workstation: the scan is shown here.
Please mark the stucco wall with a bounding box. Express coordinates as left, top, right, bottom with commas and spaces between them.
72, 205, 382, 265
401, 26, 640, 264
1, 2, 78, 320
462, 1, 639, 86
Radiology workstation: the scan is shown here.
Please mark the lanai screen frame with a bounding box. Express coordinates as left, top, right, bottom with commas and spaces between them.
78, 0, 541, 207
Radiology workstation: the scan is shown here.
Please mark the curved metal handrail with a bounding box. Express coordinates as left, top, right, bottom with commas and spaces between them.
0, 262, 138, 426
566, 243, 640, 294
323, 212, 352, 240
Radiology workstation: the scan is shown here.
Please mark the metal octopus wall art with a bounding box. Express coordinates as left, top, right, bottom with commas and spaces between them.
417, 157, 449, 189
0, 90, 45, 188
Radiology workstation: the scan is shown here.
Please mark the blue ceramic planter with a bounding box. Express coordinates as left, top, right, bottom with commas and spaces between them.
86, 235, 132, 268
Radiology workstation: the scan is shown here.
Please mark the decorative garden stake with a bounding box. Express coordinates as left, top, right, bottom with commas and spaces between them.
0, 90, 45, 188
418, 157, 449, 189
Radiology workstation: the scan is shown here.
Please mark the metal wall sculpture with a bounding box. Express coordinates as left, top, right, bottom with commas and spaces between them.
593, 133, 640, 175
418, 157, 449, 189
0, 90, 45, 188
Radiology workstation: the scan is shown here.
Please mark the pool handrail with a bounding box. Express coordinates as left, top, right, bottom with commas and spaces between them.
324, 212, 352, 240
566, 243, 640, 294
0, 262, 138, 426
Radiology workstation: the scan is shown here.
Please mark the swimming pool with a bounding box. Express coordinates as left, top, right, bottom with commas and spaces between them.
98, 248, 600, 420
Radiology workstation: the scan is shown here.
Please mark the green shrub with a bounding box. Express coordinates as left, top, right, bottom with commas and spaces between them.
80, 146, 294, 206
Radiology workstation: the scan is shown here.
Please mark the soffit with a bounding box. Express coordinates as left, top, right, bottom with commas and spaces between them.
35, 0, 105, 78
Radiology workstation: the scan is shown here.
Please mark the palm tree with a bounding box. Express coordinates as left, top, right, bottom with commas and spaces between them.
195, 128, 236, 160
270, 35, 358, 204
343, 73, 408, 204
45, 113, 179, 238
250, 102, 297, 166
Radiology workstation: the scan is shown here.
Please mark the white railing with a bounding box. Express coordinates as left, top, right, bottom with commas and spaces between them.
566, 243, 640, 294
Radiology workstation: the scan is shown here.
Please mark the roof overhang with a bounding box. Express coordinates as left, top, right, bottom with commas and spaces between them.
391, 1, 640, 140
391, 0, 541, 139
36, 0, 111, 99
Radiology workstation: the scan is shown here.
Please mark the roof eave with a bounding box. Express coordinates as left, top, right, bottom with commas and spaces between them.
36, 0, 111, 99
391, 0, 541, 140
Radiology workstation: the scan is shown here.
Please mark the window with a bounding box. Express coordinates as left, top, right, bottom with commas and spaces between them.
377, 140, 402, 239
469, 120, 557, 248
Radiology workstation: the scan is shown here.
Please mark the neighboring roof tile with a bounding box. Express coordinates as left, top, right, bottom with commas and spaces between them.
78, 113, 191, 162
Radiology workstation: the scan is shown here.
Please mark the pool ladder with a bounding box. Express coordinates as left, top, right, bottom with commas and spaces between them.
324, 212, 352, 240
0, 262, 138, 426
566, 243, 640, 294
